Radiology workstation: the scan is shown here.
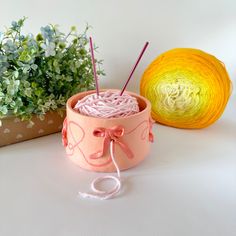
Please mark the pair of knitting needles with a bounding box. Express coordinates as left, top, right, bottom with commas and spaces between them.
89, 37, 149, 96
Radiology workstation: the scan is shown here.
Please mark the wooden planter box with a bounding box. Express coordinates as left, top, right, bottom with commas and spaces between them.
0, 109, 66, 147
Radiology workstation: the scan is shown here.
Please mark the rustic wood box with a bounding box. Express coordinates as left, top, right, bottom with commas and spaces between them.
0, 109, 66, 147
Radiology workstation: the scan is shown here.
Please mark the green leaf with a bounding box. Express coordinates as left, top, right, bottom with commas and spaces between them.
0, 105, 8, 115
23, 64, 31, 74
13, 70, 19, 78
25, 88, 32, 97
31, 82, 38, 88
35, 88, 44, 96
31, 64, 38, 70
70, 26, 76, 31
23, 81, 30, 88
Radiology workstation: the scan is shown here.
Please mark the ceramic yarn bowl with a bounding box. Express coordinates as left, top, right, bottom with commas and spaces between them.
63, 89, 153, 172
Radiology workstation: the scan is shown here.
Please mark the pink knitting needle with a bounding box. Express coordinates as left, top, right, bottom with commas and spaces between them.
89, 37, 99, 96
120, 42, 149, 95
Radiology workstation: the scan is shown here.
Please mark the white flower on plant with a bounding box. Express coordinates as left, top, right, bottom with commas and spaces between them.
41, 40, 56, 57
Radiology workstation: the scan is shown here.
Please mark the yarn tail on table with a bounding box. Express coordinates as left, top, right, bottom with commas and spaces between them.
78, 140, 122, 200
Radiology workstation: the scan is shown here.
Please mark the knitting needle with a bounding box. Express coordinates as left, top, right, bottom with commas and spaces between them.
120, 42, 149, 95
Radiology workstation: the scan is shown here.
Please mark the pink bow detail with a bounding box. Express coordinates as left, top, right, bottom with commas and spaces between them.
62, 117, 68, 147
90, 125, 134, 160
149, 118, 154, 143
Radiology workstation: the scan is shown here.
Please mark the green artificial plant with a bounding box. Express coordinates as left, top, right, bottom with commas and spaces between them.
0, 17, 103, 121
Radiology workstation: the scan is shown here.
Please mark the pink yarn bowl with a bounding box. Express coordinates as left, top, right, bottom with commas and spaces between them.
63, 89, 153, 172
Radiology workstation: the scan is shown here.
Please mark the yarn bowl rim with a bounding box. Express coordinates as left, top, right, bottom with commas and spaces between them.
67, 89, 151, 120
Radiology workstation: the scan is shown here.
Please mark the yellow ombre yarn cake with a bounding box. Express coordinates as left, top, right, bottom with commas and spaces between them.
140, 48, 232, 129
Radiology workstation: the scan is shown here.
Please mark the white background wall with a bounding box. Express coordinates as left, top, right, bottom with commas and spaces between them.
1, 0, 236, 93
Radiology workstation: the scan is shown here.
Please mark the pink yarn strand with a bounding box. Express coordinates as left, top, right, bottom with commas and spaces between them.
78, 140, 122, 200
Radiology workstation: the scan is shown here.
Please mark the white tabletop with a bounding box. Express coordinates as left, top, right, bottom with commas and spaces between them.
0, 97, 236, 236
